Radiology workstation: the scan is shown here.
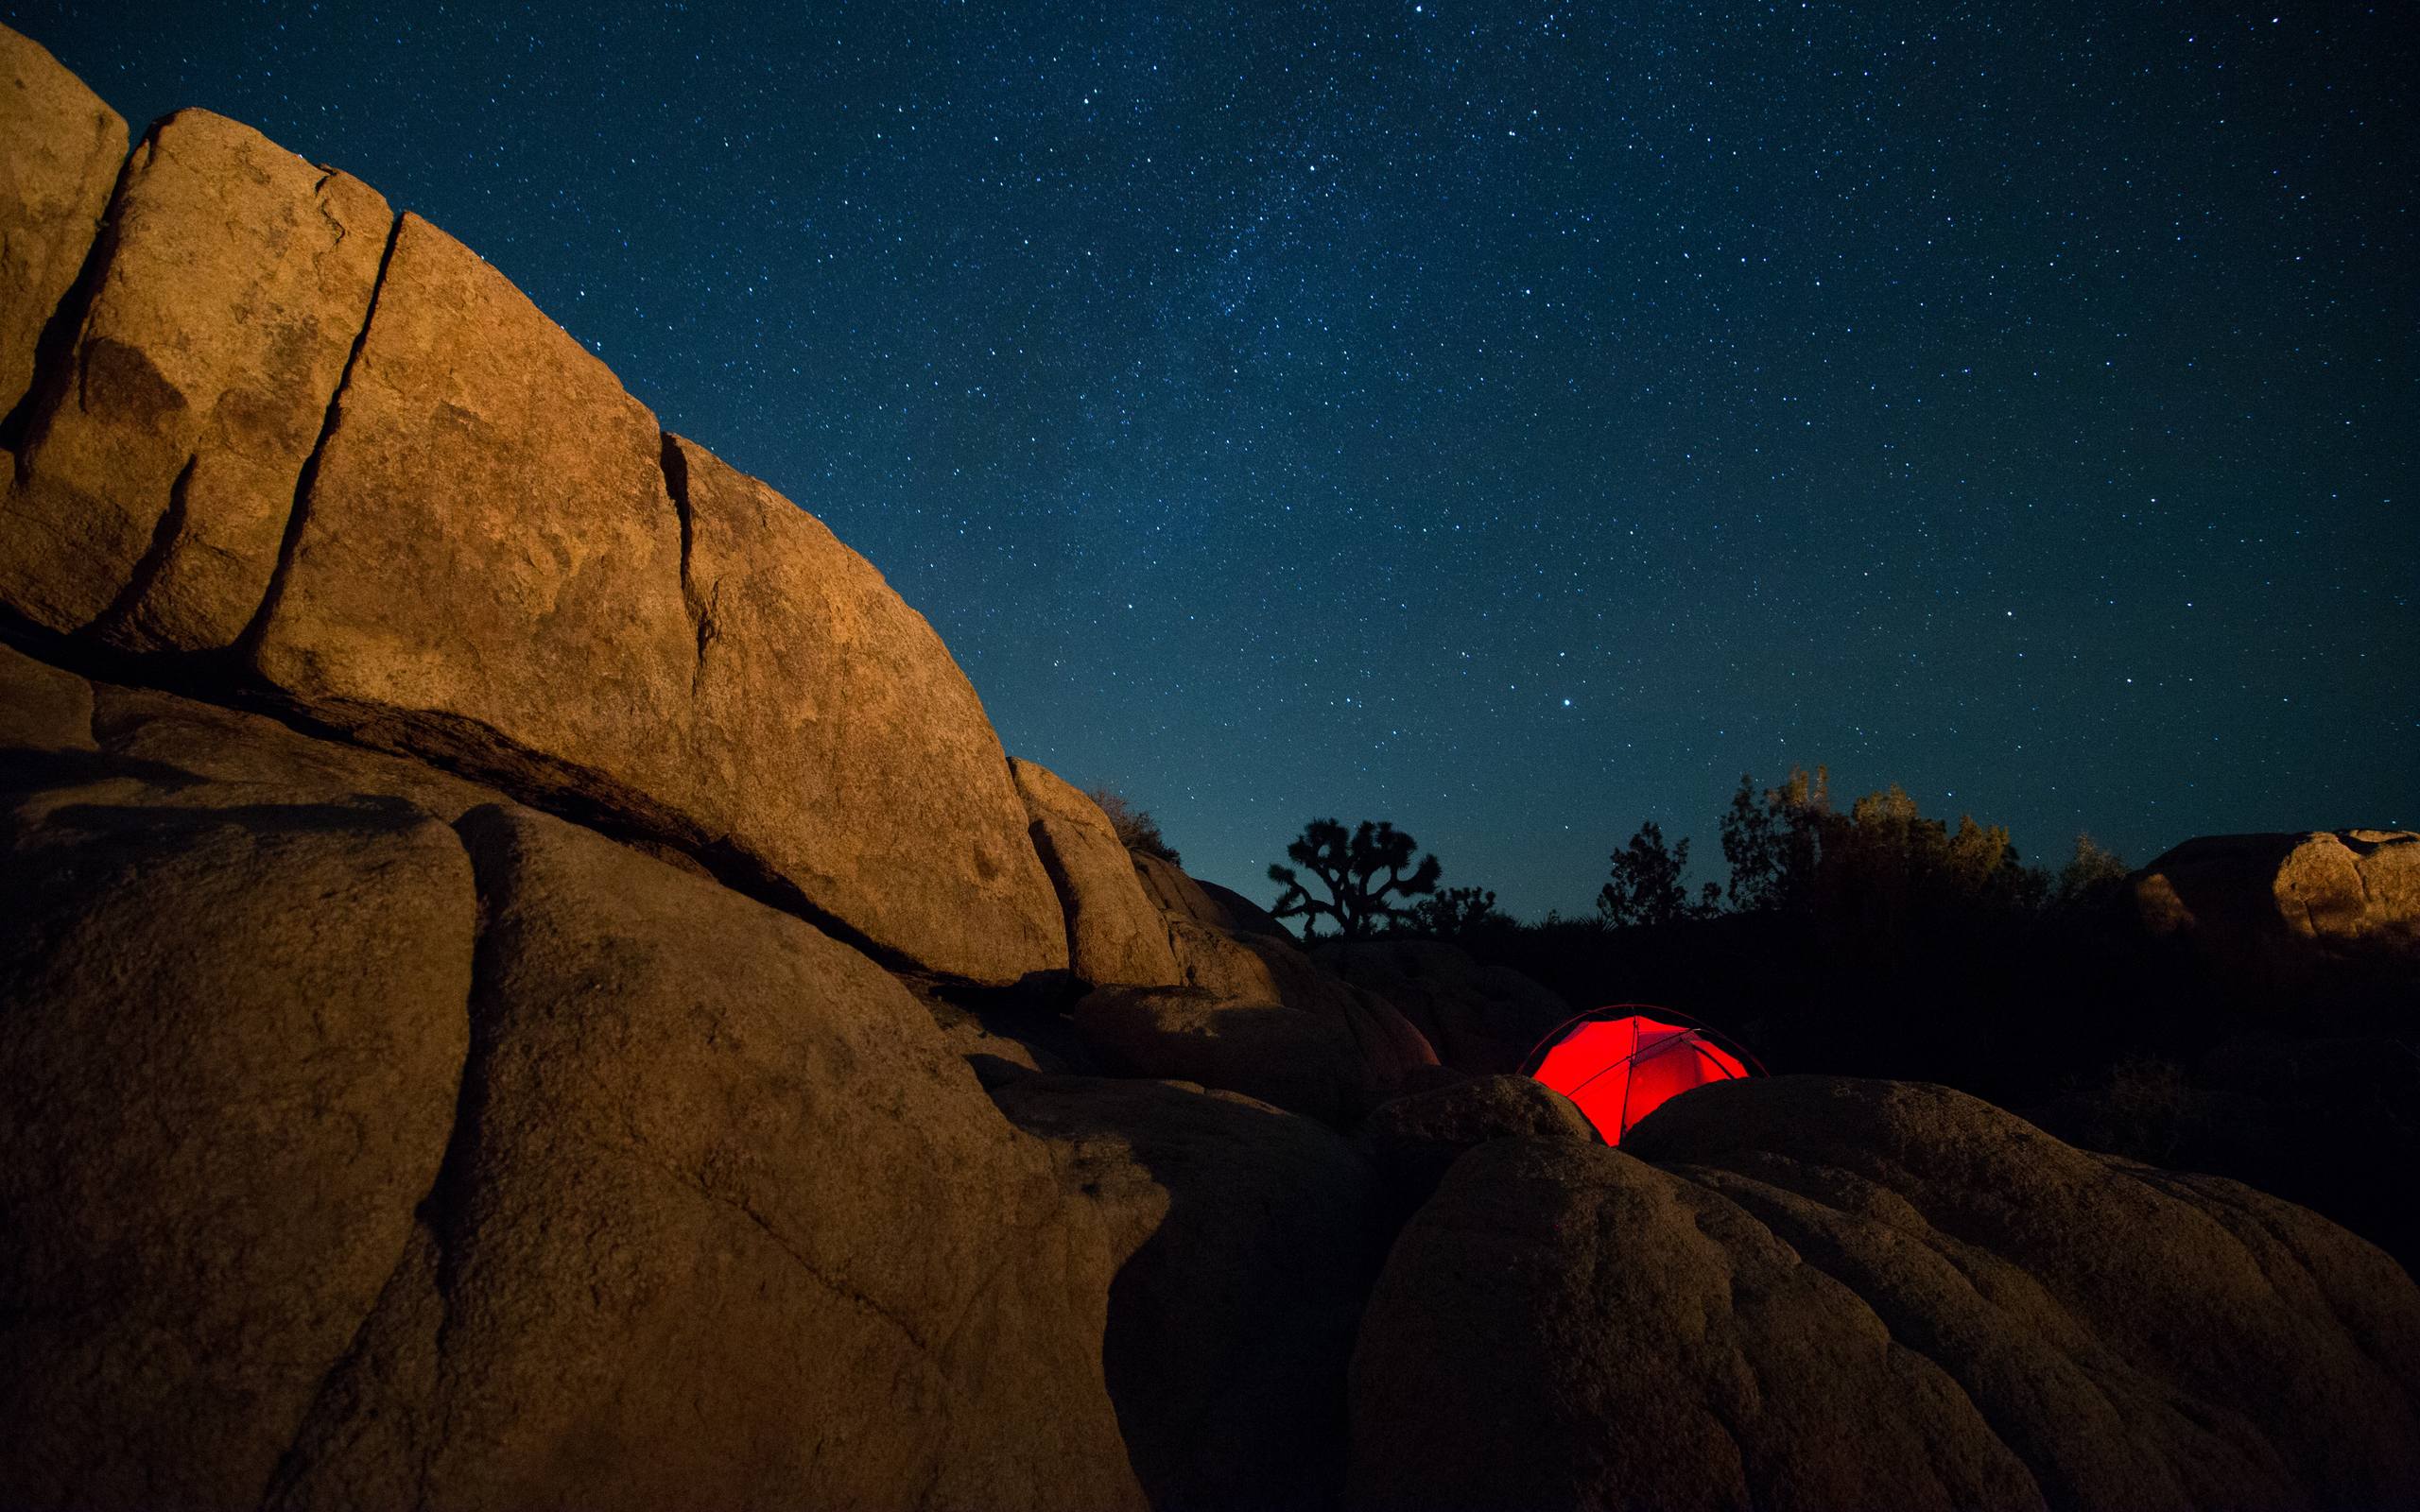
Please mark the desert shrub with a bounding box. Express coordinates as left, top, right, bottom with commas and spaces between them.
1403, 885, 1512, 941
1086, 787, 1181, 867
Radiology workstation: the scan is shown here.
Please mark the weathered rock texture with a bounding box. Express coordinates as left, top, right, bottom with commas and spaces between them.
1350, 1075, 2420, 1512
230, 210, 1060, 983
996, 1075, 1385, 1512
667, 435, 1066, 980
0, 26, 124, 417
1101, 850, 1443, 1119
0, 39, 1066, 983
0, 110, 390, 648
2133, 828, 2420, 983
1357, 1073, 1599, 1217
271, 805, 1141, 1512
0, 704, 476, 1509
1132, 849, 1288, 938
0, 657, 1149, 1510
1011, 757, 1181, 985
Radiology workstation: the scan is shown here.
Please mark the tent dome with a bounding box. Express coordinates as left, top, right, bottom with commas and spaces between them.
1524, 1006, 1757, 1144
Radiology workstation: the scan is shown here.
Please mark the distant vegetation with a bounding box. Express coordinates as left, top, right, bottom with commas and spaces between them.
1257, 776, 2419, 1276
1087, 787, 1181, 867
1261, 771, 2158, 1101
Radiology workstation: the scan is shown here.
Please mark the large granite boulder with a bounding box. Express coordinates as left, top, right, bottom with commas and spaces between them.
270, 805, 1142, 1512
1011, 757, 1183, 987
1075, 986, 1374, 1126
1, 717, 476, 1510
0, 24, 124, 417
0, 41, 1067, 983
1357, 1074, 1599, 1216
1132, 849, 1289, 937
995, 1075, 1386, 1512
0, 658, 1149, 1510
236, 209, 1062, 983
1319, 938, 1571, 1073
2132, 828, 2420, 985
1348, 1075, 2420, 1511
0, 109, 390, 648
666, 434, 1067, 980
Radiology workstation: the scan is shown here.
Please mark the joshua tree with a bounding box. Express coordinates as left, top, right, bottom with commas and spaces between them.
1268, 817, 1443, 940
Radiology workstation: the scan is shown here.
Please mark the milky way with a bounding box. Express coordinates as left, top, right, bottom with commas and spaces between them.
20, 1, 2411, 917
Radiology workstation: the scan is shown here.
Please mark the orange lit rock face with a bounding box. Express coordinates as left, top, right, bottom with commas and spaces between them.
0, 646, 1145, 1511
0, 110, 390, 649
1011, 757, 1184, 987
0, 25, 124, 418
0, 69, 1066, 984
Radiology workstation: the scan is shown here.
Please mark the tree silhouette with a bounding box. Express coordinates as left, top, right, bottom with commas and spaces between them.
1268, 818, 1443, 940
1718, 767, 1828, 911
1599, 820, 1718, 926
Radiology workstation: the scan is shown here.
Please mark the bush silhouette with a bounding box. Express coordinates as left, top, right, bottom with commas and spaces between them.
1085, 787, 1181, 867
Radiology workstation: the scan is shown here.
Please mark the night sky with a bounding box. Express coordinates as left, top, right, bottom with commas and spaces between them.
13, 2, 2413, 919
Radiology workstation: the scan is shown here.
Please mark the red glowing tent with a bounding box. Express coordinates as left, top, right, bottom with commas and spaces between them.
1523, 1005, 1760, 1144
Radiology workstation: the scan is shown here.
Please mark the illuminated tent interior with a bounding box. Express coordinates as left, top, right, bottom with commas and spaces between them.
1526, 1008, 1757, 1144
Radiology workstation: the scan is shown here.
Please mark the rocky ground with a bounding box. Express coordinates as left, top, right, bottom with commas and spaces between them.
4, 24, 2416, 1510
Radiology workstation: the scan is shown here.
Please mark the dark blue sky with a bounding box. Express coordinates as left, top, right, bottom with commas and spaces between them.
16, 1, 2412, 918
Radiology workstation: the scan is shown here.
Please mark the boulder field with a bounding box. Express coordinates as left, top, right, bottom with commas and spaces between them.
5, 24, 2419, 1512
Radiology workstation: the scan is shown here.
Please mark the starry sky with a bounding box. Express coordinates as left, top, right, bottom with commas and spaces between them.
14, 1, 2413, 918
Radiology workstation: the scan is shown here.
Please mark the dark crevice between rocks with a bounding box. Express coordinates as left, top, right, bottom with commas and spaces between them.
656, 431, 718, 696
0, 200, 404, 715
0, 122, 147, 455
233, 205, 404, 664
1023, 816, 1087, 978
259, 805, 496, 1510
0, 607, 948, 987
253, 692, 931, 974
1699, 1169, 2066, 1508
79, 451, 195, 644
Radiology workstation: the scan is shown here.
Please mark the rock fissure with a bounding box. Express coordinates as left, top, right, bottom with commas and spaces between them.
655, 428, 718, 688
80, 450, 195, 641
233, 203, 402, 662
0, 118, 134, 453
692, 1168, 945, 1361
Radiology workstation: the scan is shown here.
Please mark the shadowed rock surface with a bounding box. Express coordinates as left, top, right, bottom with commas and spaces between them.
1320, 938, 1572, 1073
0, 648, 1146, 1511
0, 720, 475, 1509
1357, 1073, 1599, 1218
996, 1075, 1386, 1512
268, 805, 1142, 1512
1350, 1075, 2420, 1512
1013, 757, 1184, 986
1075, 986, 1372, 1125
0, 25, 123, 416
0, 109, 389, 648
